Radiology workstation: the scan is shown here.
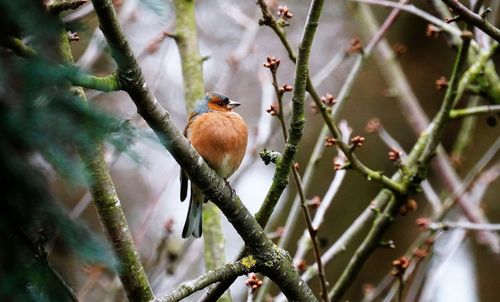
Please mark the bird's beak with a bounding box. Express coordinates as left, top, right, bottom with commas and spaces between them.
227, 100, 241, 109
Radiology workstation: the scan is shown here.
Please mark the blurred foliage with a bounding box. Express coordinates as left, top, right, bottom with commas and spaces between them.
0, 1, 135, 301
139, 0, 170, 17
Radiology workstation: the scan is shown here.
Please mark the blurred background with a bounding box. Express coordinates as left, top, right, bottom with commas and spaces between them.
1, 0, 499, 301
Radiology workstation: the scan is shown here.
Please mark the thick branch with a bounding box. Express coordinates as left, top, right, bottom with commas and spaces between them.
59, 27, 154, 302
80, 147, 154, 302
254, 0, 324, 227
47, 0, 87, 14
173, 0, 205, 111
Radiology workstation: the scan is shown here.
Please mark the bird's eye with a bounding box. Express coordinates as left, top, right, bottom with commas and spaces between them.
217, 101, 224, 106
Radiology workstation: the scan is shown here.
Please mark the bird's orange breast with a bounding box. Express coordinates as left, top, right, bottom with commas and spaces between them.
186, 111, 248, 178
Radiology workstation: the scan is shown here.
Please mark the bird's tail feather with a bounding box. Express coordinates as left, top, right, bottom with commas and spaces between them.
180, 169, 188, 202
182, 186, 203, 238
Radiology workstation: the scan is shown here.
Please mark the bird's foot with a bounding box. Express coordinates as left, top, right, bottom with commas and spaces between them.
224, 178, 236, 198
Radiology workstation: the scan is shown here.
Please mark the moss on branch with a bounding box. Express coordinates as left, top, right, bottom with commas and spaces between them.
58, 26, 154, 302
173, 0, 205, 112
154, 261, 251, 302
1, 36, 120, 92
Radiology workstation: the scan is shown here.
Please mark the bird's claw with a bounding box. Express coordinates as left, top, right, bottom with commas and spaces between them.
224, 178, 236, 198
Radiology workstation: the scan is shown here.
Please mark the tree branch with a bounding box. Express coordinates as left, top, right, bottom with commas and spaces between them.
364, 155, 500, 302
314, 103, 407, 194
172, 0, 205, 112
441, 0, 500, 43
1, 36, 120, 92
47, 0, 87, 14
268, 63, 329, 302
450, 104, 500, 119
69, 70, 121, 92
352, 0, 463, 37
254, 0, 325, 238
416, 36, 471, 175
155, 260, 251, 302
429, 221, 500, 231
1, 36, 37, 59
450, 97, 480, 164
58, 25, 154, 302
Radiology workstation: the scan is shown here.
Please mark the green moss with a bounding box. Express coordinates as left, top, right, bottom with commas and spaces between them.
241, 255, 257, 269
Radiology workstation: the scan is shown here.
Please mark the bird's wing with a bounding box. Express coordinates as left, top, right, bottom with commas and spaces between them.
180, 111, 201, 202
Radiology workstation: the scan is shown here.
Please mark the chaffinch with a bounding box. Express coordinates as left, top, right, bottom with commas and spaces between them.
180, 92, 248, 238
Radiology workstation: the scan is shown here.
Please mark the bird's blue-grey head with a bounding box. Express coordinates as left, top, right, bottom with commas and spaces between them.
194, 92, 241, 114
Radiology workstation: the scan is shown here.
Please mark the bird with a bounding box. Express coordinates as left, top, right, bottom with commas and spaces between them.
180, 92, 248, 238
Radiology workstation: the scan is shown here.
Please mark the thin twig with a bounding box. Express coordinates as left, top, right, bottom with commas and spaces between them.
269, 67, 290, 142
294, 170, 329, 302
277, 126, 329, 249
450, 104, 500, 119
318, 103, 407, 194
293, 121, 351, 265
268, 65, 330, 301
429, 221, 500, 231
376, 126, 443, 214
450, 97, 480, 165
352, 0, 463, 37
